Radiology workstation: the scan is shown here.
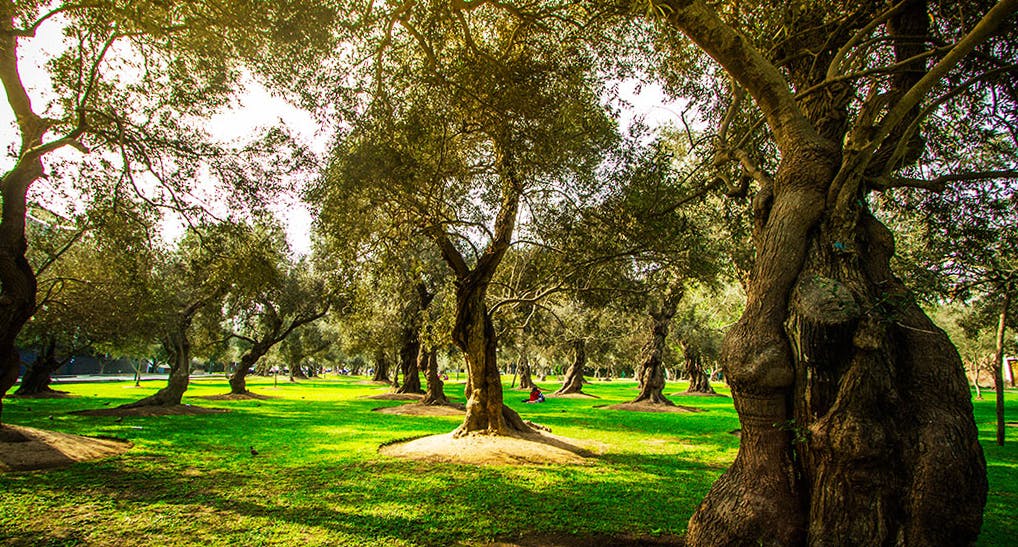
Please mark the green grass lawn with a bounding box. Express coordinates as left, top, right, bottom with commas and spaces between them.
0, 376, 1014, 546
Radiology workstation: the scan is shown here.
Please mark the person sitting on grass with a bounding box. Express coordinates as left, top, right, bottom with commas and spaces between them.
523, 386, 545, 403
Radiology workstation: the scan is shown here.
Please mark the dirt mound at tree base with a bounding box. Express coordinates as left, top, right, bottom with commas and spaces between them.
364, 393, 424, 401
547, 392, 599, 399
484, 531, 685, 546
74, 405, 229, 417
196, 392, 274, 401
0, 425, 132, 472
373, 403, 465, 416
379, 430, 601, 465
599, 402, 702, 413
669, 391, 728, 398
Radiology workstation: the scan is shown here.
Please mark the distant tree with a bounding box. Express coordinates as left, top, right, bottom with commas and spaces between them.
222, 225, 333, 396
16, 198, 160, 395
119, 221, 268, 409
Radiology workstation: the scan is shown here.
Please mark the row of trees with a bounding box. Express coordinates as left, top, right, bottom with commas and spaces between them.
2, 1, 1016, 545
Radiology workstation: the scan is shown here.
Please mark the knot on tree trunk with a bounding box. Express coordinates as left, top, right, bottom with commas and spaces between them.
790, 275, 860, 325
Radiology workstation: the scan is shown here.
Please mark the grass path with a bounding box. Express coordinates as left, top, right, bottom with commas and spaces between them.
0, 376, 1014, 546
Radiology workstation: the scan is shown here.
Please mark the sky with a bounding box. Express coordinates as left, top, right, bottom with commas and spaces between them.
0, 20, 686, 256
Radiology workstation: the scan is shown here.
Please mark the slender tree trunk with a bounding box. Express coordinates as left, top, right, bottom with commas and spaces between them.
120, 328, 192, 408
394, 327, 423, 394
371, 347, 390, 382
992, 287, 1011, 446
683, 342, 716, 395
420, 348, 449, 406
451, 280, 530, 436
517, 353, 536, 390
555, 339, 587, 395
14, 337, 63, 396
972, 360, 983, 400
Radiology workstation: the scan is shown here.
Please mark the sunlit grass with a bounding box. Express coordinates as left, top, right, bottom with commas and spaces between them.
0, 375, 1014, 546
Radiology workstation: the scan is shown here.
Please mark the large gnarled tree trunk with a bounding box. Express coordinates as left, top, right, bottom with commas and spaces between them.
656, 1, 995, 544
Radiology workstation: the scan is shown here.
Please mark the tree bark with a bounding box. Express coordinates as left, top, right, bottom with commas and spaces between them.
394, 326, 423, 394
656, 1, 990, 544
420, 348, 449, 406
371, 347, 390, 382
555, 339, 587, 395
992, 286, 1011, 446
120, 327, 192, 408
683, 342, 716, 395
450, 279, 530, 436
633, 293, 680, 404
0, 21, 49, 425
229, 342, 270, 395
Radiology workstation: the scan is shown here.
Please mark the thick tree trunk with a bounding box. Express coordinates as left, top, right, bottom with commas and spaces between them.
683, 342, 716, 395
0, 26, 48, 424
0, 170, 38, 424
633, 297, 680, 404
371, 348, 390, 382
120, 329, 192, 408
451, 280, 530, 436
229, 343, 269, 395
420, 348, 449, 406
687, 200, 987, 545
555, 339, 586, 395
14, 338, 63, 396
992, 287, 1011, 446
394, 327, 423, 394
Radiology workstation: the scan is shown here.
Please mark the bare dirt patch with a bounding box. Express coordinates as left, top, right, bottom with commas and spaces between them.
373, 403, 466, 416
600, 402, 702, 413
379, 429, 602, 466
364, 393, 424, 401
356, 380, 394, 386
74, 405, 229, 417
0, 425, 132, 472
485, 531, 685, 546
670, 391, 728, 398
